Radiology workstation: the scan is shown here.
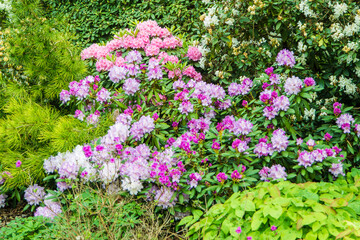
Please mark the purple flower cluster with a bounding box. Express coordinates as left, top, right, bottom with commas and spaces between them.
188, 173, 202, 188
259, 164, 287, 181
130, 116, 155, 140
0, 193, 7, 208
123, 78, 140, 95
276, 49, 296, 68
34, 194, 62, 219
216, 172, 228, 183
271, 129, 289, 152
297, 146, 342, 173
284, 76, 303, 95
336, 113, 355, 133
24, 184, 46, 206
228, 78, 253, 96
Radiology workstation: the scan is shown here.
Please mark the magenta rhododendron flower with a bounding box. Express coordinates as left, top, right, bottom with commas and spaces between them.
235, 226, 242, 234
271, 225, 277, 231
16, 160, 22, 168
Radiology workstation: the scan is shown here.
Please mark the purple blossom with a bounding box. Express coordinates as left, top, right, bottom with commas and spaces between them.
216, 172, 228, 183
125, 50, 142, 63
16, 160, 22, 168
74, 110, 85, 121
276, 49, 296, 68
24, 184, 46, 206
298, 151, 314, 168
231, 170, 242, 180
178, 101, 194, 115
268, 165, 287, 180
304, 77, 316, 87
263, 106, 279, 120
329, 162, 345, 177
232, 119, 253, 135
60, 90, 71, 103
130, 115, 155, 140
324, 133, 332, 141
271, 129, 289, 152
271, 225, 277, 231
0, 194, 7, 208
109, 66, 128, 83
306, 139, 316, 147
284, 76, 303, 95
336, 113, 354, 133
123, 78, 140, 95
265, 67, 274, 75
96, 88, 111, 103
58, 161, 79, 179
273, 95, 290, 111
236, 226, 242, 234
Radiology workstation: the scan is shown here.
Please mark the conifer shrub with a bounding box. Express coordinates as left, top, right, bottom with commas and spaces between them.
3, 0, 87, 104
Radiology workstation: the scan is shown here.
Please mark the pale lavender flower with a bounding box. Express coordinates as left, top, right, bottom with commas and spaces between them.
263, 106, 278, 120
125, 50, 142, 63
276, 49, 296, 68
329, 162, 345, 177
284, 76, 303, 95
109, 66, 128, 83
259, 166, 270, 181
0, 193, 7, 208
268, 164, 287, 180
298, 151, 314, 168
336, 114, 354, 133
273, 95, 290, 111
123, 78, 140, 95
271, 129, 289, 152
130, 116, 155, 141
178, 101, 194, 115
58, 161, 79, 179
60, 90, 71, 103
154, 187, 177, 209
232, 119, 253, 135
96, 88, 111, 103
24, 184, 46, 206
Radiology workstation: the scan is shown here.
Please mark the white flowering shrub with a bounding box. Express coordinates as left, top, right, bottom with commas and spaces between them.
196, 0, 360, 104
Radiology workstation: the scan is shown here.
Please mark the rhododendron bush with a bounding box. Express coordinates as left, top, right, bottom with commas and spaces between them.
2, 20, 360, 220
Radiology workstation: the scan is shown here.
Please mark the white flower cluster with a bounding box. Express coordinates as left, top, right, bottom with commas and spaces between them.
304, 108, 316, 121
299, 0, 317, 18
298, 41, 307, 52
203, 7, 219, 28
355, 65, 360, 77
333, 3, 348, 19
0, 0, 11, 13
338, 75, 357, 95
330, 23, 344, 41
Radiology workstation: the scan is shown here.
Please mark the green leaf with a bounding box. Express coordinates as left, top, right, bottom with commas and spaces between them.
251, 211, 262, 230
267, 205, 283, 219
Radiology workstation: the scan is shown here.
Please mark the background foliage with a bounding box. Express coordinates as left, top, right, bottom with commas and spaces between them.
42, 0, 206, 47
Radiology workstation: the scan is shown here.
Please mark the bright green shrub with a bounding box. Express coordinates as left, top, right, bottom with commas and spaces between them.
196, 0, 360, 104
184, 169, 360, 240
42, 0, 207, 47
3, 0, 87, 103
0, 98, 113, 192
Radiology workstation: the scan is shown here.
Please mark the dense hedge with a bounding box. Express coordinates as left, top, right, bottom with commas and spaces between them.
42, 0, 206, 47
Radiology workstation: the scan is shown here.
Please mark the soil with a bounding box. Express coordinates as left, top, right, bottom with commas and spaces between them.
0, 202, 32, 228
